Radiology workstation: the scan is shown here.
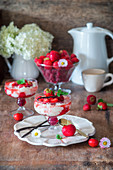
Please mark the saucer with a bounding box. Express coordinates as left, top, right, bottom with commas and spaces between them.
14, 115, 95, 147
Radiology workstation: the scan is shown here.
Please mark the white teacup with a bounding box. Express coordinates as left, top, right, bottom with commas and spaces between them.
82, 69, 113, 92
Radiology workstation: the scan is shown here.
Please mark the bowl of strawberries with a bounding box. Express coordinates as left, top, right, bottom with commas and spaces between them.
34, 50, 79, 93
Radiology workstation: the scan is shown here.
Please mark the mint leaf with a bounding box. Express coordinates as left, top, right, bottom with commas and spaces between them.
56, 134, 62, 140
17, 79, 25, 84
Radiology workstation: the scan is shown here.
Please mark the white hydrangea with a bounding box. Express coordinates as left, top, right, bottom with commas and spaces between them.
0, 22, 54, 60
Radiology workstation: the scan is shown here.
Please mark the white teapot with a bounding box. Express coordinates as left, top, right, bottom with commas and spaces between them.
68, 23, 113, 85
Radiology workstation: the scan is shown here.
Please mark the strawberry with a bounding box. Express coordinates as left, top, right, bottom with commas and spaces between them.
43, 59, 52, 69
97, 102, 107, 110
43, 88, 53, 97
87, 95, 96, 105
71, 57, 79, 63
34, 58, 43, 66
39, 56, 45, 60
19, 92, 26, 98
57, 95, 64, 102
53, 61, 59, 69
83, 103, 91, 111
65, 59, 73, 69
62, 124, 76, 137
46, 52, 50, 58
43, 98, 50, 103
50, 97, 58, 103
49, 50, 60, 62
13, 113, 23, 121
70, 53, 77, 59
59, 50, 69, 58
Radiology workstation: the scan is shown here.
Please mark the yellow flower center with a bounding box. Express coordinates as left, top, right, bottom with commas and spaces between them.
61, 62, 65, 65
34, 132, 38, 136
103, 141, 107, 145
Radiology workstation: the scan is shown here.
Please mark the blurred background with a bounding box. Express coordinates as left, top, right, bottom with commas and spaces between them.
0, 0, 113, 83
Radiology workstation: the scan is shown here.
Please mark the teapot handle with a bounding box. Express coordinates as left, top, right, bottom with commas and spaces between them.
107, 57, 113, 66
4, 58, 12, 72
106, 31, 113, 66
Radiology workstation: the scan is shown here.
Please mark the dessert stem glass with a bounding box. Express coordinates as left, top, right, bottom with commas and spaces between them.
38, 63, 78, 94
5, 79, 38, 118
34, 94, 71, 138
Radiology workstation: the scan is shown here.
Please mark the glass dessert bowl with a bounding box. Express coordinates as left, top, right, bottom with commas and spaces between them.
34, 50, 79, 93
34, 89, 71, 138
5, 78, 38, 118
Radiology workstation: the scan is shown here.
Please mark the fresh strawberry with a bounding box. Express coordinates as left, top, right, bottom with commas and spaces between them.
65, 59, 73, 69
88, 138, 99, 147
87, 95, 96, 105
53, 61, 59, 69
50, 97, 58, 103
43, 88, 53, 97
71, 57, 79, 63
34, 58, 43, 66
83, 103, 91, 111
43, 59, 52, 69
61, 55, 70, 59
12, 82, 18, 87
97, 102, 107, 110
46, 52, 50, 58
70, 53, 77, 59
39, 56, 45, 60
59, 50, 69, 58
62, 124, 76, 137
49, 50, 60, 62
13, 113, 23, 121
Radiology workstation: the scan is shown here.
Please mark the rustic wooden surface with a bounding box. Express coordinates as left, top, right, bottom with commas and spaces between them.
0, 0, 113, 79
0, 76, 113, 169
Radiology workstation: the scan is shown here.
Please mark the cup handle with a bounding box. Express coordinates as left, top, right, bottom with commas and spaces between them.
103, 73, 113, 87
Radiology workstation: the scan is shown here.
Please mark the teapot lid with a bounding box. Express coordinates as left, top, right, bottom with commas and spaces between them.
77, 22, 104, 33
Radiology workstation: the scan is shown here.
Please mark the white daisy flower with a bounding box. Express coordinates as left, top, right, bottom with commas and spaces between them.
31, 129, 41, 138
99, 137, 111, 148
58, 59, 68, 67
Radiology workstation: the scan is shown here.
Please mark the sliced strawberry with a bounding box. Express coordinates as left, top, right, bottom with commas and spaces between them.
43, 98, 50, 103
50, 97, 58, 103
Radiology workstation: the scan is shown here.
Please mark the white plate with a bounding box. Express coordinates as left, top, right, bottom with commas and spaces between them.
14, 115, 95, 147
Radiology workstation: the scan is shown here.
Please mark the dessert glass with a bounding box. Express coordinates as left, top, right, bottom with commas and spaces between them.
34, 94, 71, 138
37, 63, 78, 94
5, 78, 38, 118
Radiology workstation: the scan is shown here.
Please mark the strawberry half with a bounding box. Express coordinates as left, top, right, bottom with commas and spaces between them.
43, 88, 53, 97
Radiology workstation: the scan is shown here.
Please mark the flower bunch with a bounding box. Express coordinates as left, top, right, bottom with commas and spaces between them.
0, 22, 54, 60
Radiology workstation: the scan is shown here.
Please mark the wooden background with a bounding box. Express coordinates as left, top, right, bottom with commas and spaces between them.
0, 0, 113, 82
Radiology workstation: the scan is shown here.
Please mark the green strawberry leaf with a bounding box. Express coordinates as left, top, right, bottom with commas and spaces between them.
107, 103, 113, 107
17, 79, 25, 84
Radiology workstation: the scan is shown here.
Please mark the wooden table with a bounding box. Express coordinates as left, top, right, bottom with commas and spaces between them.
0, 76, 113, 169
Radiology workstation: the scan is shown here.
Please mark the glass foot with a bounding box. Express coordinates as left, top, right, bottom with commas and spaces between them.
9, 106, 34, 118
41, 125, 62, 139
